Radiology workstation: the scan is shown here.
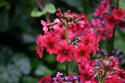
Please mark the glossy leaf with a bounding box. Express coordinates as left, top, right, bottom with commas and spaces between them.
44, 3, 56, 14
31, 7, 46, 17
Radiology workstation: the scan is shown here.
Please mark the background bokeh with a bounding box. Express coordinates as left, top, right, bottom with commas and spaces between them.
0, 0, 125, 83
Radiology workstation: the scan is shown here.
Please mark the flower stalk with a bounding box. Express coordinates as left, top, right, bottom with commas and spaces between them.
108, 0, 119, 56
65, 23, 69, 76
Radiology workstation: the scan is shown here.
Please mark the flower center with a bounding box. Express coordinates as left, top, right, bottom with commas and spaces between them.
80, 50, 84, 55
117, 12, 121, 16
59, 23, 63, 28
85, 40, 89, 45
109, 19, 113, 23
63, 50, 67, 55
84, 73, 90, 80
48, 42, 53, 47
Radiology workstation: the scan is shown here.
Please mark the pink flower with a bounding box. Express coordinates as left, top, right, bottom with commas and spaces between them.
41, 20, 48, 34
37, 75, 53, 83
81, 32, 95, 46
74, 43, 92, 62
76, 21, 85, 29
56, 40, 74, 63
42, 34, 59, 54
105, 75, 122, 83
53, 23, 65, 33
36, 34, 44, 58
118, 20, 125, 29
78, 60, 96, 74
94, 5, 107, 17
104, 14, 117, 28
113, 8, 125, 20
80, 67, 94, 83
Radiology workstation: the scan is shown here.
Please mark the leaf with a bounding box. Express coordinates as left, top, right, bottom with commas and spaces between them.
31, 7, 46, 17
45, 53, 56, 64
44, 3, 56, 14
114, 29, 125, 53
119, 0, 125, 10
61, 0, 83, 12
0, 1, 10, 10
22, 76, 39, 83
21, 33, 35, 43
61, 0, 83, 7
57, 62, 65, 70
0, 65, 21, 83
35, 64, 55, 76
12, 53, 31, 75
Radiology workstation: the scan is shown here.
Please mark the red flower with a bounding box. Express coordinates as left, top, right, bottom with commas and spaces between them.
81, 32, 95, 46
74, 43, 92, 62
105, 75, 122, 83
42, 34, 59, 54
80, 67, 94, 82
37, 75, 53, 83
78, 61, 90, 74
78, 60, 96, 74
94, 5, 107, 17
57, 40, 74, 63
104, 14, 117, 28
76, 21, 85, 29
113, 8, 125, 20
118, 20, 125, 29
53, 23, 65, 34
36, 34, 44, 58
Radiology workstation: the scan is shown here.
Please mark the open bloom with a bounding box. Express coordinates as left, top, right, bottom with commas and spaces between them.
37, 75, 53, 83
42, 34, 59, 54
80, 67, 95, 83
104, 14, 117, 28
56, 40, 74, 63
105, 75, 122, 83
74, 43, 92, 62
113, 7, 125, 20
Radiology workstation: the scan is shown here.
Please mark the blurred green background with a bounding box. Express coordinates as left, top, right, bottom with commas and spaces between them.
0, 0, 125, 83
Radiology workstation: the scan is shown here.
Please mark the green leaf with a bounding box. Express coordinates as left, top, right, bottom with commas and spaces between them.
45, 53, 56, 64
0, 65, 21, 83
44, 3, 56, 14
31, 7, 46, 17
0, 1, 10, 10
12, 53, 31, 75
57, 62, 65, 70
119, 0, 125, 10
22, 76, 39, 83
114, 29, 125, 53
35, 64, 55, 76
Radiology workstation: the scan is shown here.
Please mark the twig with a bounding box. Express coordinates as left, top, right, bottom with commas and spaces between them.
34, 0, 50, 23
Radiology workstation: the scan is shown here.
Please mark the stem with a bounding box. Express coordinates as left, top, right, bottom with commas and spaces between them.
99, 69, 107, 83
34, 0, 50, 23
65, 24, 69, 76
108, 0, 119, 56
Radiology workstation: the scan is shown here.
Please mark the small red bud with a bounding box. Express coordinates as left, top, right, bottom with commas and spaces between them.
104, 53, 107, 56
67, 10, 70, 14
56, 13, 60, 17
57, 8, 61, 12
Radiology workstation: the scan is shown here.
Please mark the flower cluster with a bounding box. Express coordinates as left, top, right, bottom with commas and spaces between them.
38, 56, 125, 83
36, 0, 125, 83
91, 0, 125, 40
36, 9, 100, 63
